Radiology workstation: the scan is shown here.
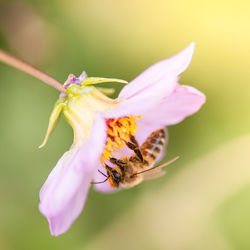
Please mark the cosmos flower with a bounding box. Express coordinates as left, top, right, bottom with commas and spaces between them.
39, 42, 206, 236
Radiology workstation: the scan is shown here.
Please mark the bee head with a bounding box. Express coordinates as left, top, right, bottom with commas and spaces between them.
105, 165, 121, 188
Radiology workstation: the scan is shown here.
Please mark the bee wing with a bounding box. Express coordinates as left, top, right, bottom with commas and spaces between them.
152, 156, 179, 170
140, 156, 179, 181
142, 169, 166, 181
133, 156, 179, 176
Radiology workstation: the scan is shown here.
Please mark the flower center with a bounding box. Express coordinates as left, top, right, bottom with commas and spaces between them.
101, 116, 142, 165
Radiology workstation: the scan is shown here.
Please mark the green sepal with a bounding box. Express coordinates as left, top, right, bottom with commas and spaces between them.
81, 77, 127, 86
96, 87, 115, 96
39, 98, 66, 148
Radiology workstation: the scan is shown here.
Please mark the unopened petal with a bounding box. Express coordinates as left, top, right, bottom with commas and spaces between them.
74, 71, 87, 84
39, 114, 106, 236
118, 42, 195, 100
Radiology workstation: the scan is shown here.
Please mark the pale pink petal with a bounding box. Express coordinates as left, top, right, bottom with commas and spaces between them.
94, 179, 115, 193
39, 114, 106, 236
118, 42, 195, 100
104, 43, 196, 118
104, 77, 178, 118
138, 85, 206, 127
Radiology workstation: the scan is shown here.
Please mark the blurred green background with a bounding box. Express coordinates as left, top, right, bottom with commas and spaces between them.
0, 0, 249, 249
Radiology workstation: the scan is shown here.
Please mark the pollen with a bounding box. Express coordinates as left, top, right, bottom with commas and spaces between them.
101, 116, 142, 165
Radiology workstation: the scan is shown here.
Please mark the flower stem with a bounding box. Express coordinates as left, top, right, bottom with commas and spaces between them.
0, 49, 66, 93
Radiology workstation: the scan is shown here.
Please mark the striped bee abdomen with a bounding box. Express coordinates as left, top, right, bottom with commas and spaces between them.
140, 129, 166, 166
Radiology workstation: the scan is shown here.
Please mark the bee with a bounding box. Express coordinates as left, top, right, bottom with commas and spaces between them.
94, 129, 179, 189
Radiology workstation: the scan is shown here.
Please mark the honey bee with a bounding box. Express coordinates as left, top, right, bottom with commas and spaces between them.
94, 129, 179, 189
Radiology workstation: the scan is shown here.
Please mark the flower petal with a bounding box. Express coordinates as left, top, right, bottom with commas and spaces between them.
39, 114, 106, 236
104, 77, 178, 118
138, 84, 206, 127
118, 42, 195, 100
105, 43, 196, 119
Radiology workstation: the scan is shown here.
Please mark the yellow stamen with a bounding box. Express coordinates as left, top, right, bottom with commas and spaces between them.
101, 116, 142, 165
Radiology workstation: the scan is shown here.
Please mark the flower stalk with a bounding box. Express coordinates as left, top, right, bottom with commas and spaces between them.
0, 49, 66, 93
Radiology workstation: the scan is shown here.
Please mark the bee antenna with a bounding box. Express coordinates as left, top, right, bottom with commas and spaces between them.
91, 178, 108, 185
90, 169, 109, 184
98, 169, 107, 177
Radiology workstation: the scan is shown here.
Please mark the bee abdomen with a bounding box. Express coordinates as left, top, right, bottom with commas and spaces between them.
141, 129, 166, 164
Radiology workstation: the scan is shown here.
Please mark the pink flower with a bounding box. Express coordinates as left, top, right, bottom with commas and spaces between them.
39, 42, 205, 236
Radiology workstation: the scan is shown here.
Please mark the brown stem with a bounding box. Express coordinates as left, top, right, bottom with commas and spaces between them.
0, 49, 66, 93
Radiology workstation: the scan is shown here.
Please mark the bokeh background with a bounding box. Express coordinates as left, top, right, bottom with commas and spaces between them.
0, 0, 249, 249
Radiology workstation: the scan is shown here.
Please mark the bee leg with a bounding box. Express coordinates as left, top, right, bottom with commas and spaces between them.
110, 157, 127, 167
134, 148, 143, 162
126, 140, 143, 162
